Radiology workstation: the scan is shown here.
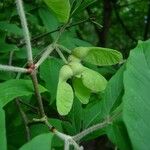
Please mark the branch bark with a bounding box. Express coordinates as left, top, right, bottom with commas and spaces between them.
0, 64, 28, 73
30, 71, 45, 117
16, 0, 33, 64
99, 0, 113, 47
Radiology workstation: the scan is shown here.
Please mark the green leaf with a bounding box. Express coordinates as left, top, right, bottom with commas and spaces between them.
0, 107, 7, 150
0, 21, 22, 36
72, 47, 123, 66
123, 40, 150, 150
66, 98, 83, 134
58, 32, 93, 49
73, 78, 91, 104
72, 0, 97, 15
106, 120, 132, 150
19, 133, 53, 150
38, 7, 59, 38
40, 58, 64, 103
81, 68, 107, 93
0, 40, 19, 53
56, 81, 74, 115
43, 0, 70, 23
83, 65, 125, 128
0, 79, 47, 107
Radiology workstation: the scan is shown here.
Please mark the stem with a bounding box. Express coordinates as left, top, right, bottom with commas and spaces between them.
16, 99, 31, 141
18, 99, 39, 114
30, 71, 45, 117
32, 116, 82, 150
18, 18, 93, 48
73, 120, 108, 141
16, 0, 33, 64
53, 23, 69, 45
35, 22, 70, 68
57, 44, 71, 54
0, 64, 28, 73
35, 44, 54, 68
55, 47, 68, 64
8, 51, 14, 66
64, 140, 70, 150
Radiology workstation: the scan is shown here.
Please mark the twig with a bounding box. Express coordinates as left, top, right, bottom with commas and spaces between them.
35, 44, 54, 68
56, 44, 71, 54
30, 71, 45, 117
16, 99, 31, 141
18, 18, 93, 48
18, 99, 39, 113
73, 120, 109, 141
32, 116, 83, 150
64, 140, 70, 150
0, 64, 28, 73
16, 0, 33, 64
35, 22, 70, 68
8, 51, 14, 66
55, 47, 68, 64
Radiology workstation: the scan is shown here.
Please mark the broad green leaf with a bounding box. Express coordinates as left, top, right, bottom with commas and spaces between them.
30, 118, 63, 148
19, 133, 53, 150
73, 78, 91, 104
66, 98, 83, 134
0, 107, 7, 150
83, 65, 125, 128
106, 120, 132, 150
56, 81, 74, 115
72, 47, 123, 66
38, 7, 59, 38
0, 40, 19, 53
59, 32, 93, 49
81, 68, 107, 93
43, 0, 70, 23
123, 40, 150, 150
0, 79, 47, 107
73, 0, 97, 15
0, 21, 22, 36
40, 58, 64, 103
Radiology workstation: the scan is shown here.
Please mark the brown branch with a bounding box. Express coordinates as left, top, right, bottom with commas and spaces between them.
30, 71, 45, 117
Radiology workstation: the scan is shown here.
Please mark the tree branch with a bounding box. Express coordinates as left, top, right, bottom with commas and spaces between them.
30, 71, 45, 117
73, 119, 109, 141
16, 0, 33, 64
0, 64, 28, 73
35, 44, 54, 68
